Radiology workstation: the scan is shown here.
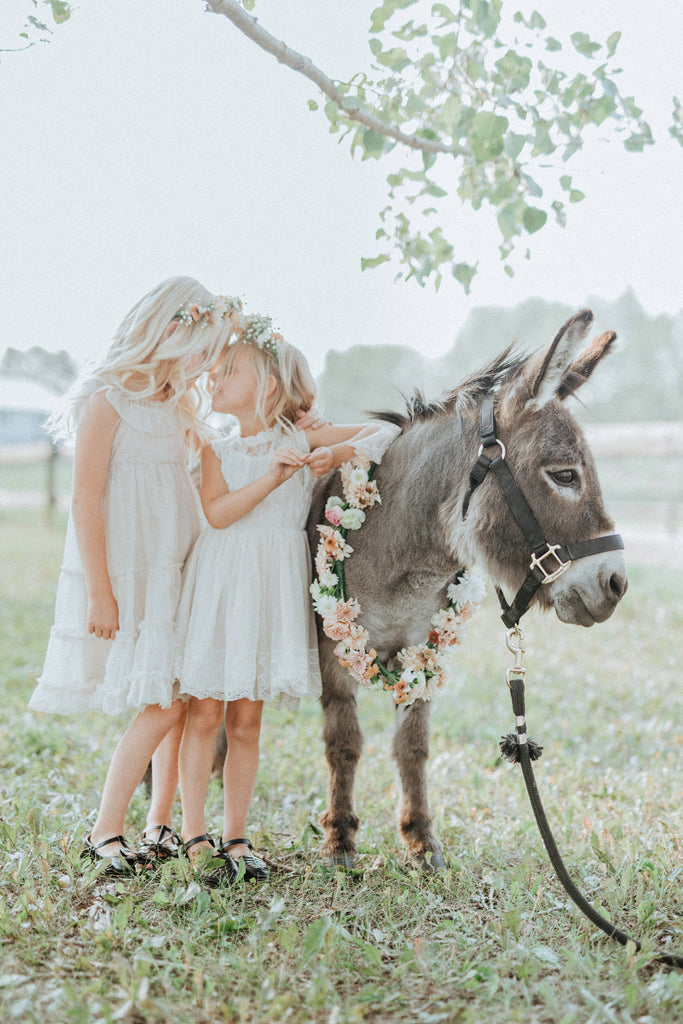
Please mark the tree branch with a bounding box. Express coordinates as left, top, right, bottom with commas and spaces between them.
204, 0, 462, 156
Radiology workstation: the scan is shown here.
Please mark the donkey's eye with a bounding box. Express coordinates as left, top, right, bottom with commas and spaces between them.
550, 469, 577, 486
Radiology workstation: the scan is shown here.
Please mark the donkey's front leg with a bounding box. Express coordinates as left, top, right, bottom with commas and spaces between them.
393, 700, 445, 871
319, 670, 363, 869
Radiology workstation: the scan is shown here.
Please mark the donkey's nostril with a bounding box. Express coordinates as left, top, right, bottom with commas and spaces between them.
609, 571, 628, 600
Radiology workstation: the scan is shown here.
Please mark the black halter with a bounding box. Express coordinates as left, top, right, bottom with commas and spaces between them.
462, 393, 624, 628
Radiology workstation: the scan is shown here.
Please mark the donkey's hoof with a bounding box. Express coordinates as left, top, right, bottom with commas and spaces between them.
414, 850, 445, 873
321, 852, 357, 870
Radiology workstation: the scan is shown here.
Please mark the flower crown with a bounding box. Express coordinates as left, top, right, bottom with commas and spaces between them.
173, 294, 244, 327
238, 313, 280, 363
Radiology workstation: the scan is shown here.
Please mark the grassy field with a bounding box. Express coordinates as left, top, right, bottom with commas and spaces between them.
1, 509, 682, 1024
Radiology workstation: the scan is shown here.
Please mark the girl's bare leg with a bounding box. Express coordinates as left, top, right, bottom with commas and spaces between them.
178, 697, 225, 845
221, 698, 264, 857
145, 706, 187, 830
90, 701, 186, 853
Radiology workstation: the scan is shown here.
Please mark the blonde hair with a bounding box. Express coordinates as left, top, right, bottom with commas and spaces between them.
211, 338, 317, 433
50, 276, 236, 448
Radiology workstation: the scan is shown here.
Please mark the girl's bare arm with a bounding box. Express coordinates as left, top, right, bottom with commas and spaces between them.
199, 444, 305, 530
303, 423, 385, 477
71, 392, 121, 639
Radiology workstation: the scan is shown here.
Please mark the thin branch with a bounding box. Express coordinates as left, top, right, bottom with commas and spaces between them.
204, 0, 463, 156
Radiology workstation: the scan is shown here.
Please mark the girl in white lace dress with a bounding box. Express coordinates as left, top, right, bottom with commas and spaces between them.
175, 327, 399, 883
29, 277, 240, 873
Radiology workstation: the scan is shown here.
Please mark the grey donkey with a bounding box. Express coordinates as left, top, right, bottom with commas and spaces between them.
307, 310, 627, 871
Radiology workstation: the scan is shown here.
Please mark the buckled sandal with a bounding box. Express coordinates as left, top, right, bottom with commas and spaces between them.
136, 824, 181, 864
81, 834, 137, 876
220, 838, 270, 882
181, 834, 238, 888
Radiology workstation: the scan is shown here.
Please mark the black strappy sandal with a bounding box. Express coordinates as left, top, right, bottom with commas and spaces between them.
220, 838, 270, 882
81, 834, 137, 876
181, 834, 238, 888
136, 824, 181, 864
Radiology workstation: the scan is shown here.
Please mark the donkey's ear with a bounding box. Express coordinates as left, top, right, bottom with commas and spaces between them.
501, 310, 595, 417
556, 330, 617, 400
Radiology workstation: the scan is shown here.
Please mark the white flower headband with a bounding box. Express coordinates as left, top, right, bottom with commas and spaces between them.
238, 313, 281, 364
172, 294, 244, 327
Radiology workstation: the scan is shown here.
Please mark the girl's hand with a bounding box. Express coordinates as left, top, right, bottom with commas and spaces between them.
305, 446, 334, 478
87, 591, 119, 640
269, 447, 306, 484
295, 408, 330, 431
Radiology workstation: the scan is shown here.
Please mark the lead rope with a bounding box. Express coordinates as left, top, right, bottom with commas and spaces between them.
500, 626, 683, 969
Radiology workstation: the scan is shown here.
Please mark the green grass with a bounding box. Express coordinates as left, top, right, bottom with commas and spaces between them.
1, 510, 682, 1023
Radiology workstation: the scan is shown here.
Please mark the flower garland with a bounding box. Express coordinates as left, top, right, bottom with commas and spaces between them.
310, 454, 487, 706
173, 301, 280, 363
173, 295, 244, 327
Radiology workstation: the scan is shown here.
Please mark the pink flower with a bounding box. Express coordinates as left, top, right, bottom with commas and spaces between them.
317, 525, 353, 562
323, 619, 354, 642
325, 507, 342, 526
328, 598, 360, 623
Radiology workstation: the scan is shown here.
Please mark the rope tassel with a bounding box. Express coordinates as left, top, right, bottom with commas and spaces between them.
499, 733, 544, 762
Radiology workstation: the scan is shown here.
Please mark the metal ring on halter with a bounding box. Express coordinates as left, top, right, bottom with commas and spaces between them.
478, 438, 506, 460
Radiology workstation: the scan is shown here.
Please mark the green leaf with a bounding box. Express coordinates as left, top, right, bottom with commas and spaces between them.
569, 189, 585, 203
49, 1, 72, 23
494, 50, 532, 92
376, 45, 411, 72
669, 96, 683, 147
361, 254, 391, 271
439, 94, 463, 134
433, 31, 458, 61
559, 174, 572, 191
496, 204, 516, 241
432, 3, 458, 26
532, 121, 555, 156
470, 111, 509, 162
369, 0, 420, 34
452, 262, 477, 293
606, 31, 621, 57
504, 264, 515, 278
588, 95, 616, 126
523, 206, 547, 233
562, 138, 582, 161
570, 31, 601, 58
552, 200, 567, 227
361, 129, 386, 156
504, 131, 526, 161
307, 100, 319, 112
545, 37, 562, 52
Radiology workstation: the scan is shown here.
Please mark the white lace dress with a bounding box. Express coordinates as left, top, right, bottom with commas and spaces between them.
174, 426, 322, 709
29, 389, 202, 716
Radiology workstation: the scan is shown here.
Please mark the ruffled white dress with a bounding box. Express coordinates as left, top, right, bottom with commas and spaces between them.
29, 389, 202, 716
174, 426, 322, 709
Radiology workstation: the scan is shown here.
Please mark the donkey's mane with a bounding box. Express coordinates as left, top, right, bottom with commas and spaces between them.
373, 346, 527, 430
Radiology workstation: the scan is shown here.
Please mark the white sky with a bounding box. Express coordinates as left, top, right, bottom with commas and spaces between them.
1, 0, 681, 377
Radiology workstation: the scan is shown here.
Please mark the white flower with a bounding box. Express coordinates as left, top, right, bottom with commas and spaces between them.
349, 468, 368, 486
319, 569, 338, 588
313, 594, 339, 618
325, 496, 344, 510
448, 569, 487, 608
309, 582, 322, 602
339, 507, 366, 530
403, 674, 428, 705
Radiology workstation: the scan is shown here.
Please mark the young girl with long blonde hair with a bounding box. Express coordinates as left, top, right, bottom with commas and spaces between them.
29, 276, 242, 873
173, 321, 400, 884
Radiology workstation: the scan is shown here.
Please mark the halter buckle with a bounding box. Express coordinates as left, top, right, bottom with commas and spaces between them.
530, 544, 571, 584
477, 438, 506, 460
